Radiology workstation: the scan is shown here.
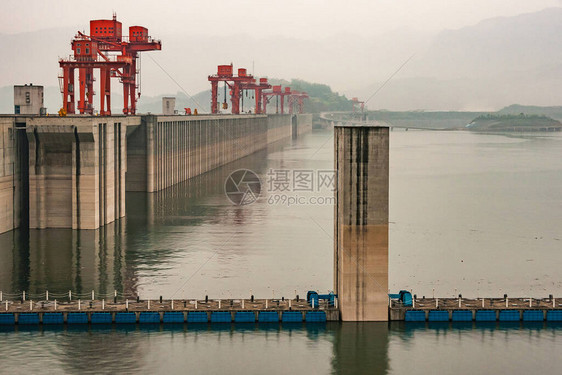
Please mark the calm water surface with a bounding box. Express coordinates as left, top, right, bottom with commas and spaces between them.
0, 128, 561, 374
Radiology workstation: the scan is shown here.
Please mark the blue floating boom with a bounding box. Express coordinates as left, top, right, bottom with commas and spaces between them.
67, 313, 88, 324
282, 311, 303, 323
0, 314, 15, 325
19, 313, 40, 325
475, 310, 496, 322
210, 312, 231, 323
523, 310, 544, 322
42, 313, 64, 324
258, 311, 279, 323
115, 312, 137, 324
234, 312, 256, 323
547, 311, 562, 322
452, 310, 472, 322
187, 312, 208, 323
405, 310, 425, 322
499, 310, 520, 322
305, 311, 326, 322
139, 312, 161, 324
91, 312, 112, 324
163, 312, 184, 323
428, 311, 449, 322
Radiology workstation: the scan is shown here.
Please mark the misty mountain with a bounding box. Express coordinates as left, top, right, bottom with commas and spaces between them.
2, 8, 562, 112
353, 8, 562, 110
498, 104, 562, 120
415, 8, 562, 79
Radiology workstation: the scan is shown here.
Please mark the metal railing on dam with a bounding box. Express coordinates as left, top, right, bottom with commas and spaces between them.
0, 113, 313, 233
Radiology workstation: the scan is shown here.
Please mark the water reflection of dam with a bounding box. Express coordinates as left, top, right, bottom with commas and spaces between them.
332, 323, 389, 374
0, 223, 127, 296
0, 137, 291, 296
0, 323, 390, 374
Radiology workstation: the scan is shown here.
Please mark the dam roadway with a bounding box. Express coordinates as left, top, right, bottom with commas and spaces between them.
0, 113, 312, 233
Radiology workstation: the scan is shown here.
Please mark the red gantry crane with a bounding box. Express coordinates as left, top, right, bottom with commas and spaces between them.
296, 91, 309, 114
262, 86, 294, 114
263, 86, 308, 114
58, 14, 161, 116
208, 64, 309, 115
287, 90, 309, 114
262, 85, 281, 114
240, 78, 271, 114
208, 64, 255, 114
351, 97, 365, 112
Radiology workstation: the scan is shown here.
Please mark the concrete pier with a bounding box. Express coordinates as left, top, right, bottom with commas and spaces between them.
0, 118, 17, 234
26, 116, 132, 229
294, 114, 313, 137
334, 125, 389, 321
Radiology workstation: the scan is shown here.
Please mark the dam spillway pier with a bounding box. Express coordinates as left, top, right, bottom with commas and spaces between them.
334, 124, 389, 321
0, 113, 312, 233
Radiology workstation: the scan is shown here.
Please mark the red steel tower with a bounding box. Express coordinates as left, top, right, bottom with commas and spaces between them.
208, 64, 255, 114
59, 14, 161, 116
240, 78, 272, 114
262, 85, 294, 114
351, 97, 365, 112
288, 91, 309, 114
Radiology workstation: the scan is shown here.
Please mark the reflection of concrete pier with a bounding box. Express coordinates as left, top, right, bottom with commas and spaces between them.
331, 323, 389, 373
0, 223, 128, 296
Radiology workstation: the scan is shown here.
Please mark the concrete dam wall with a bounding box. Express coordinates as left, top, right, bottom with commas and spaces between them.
26, 116, 133, 230
126, 114, 295, 193
0, 113, 312, 234
0, 117, 17, 234
293, 114, 313, 137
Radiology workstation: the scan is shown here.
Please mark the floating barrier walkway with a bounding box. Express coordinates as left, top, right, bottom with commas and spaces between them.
0, 298, 338, 325
391, 296, 562, 322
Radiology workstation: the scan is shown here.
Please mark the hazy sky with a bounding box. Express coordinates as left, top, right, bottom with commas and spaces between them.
2, 1, 562, 110
1, 0, 560, 38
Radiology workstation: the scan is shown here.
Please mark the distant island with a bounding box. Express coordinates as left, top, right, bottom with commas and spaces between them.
466, 113, 562, 132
